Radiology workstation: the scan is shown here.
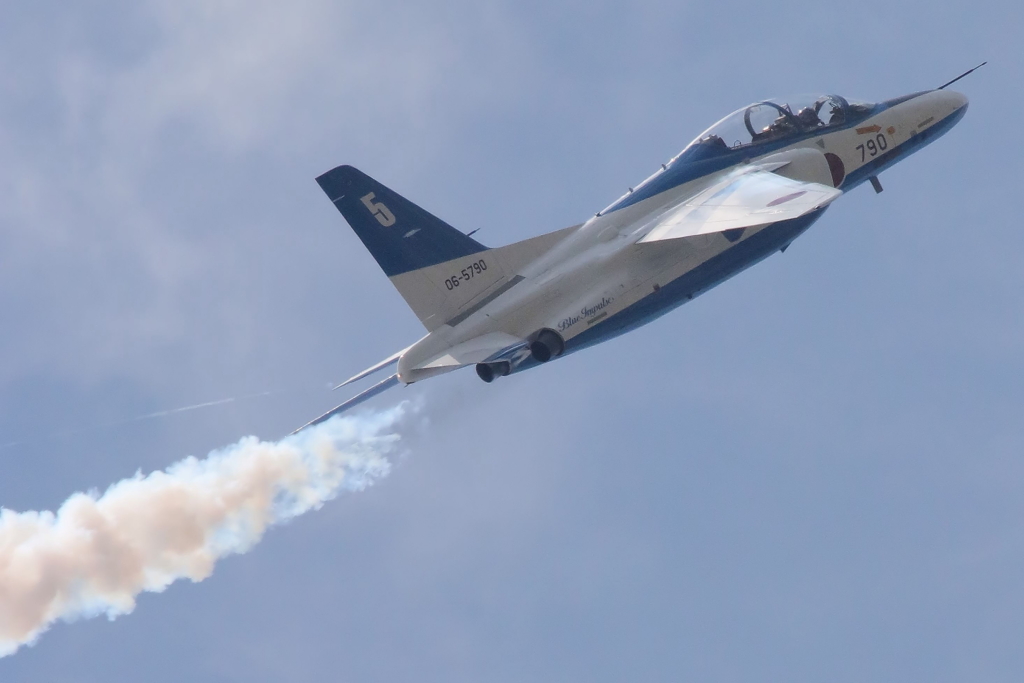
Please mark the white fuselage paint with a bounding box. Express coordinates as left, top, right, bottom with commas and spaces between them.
397, 90, 968, 383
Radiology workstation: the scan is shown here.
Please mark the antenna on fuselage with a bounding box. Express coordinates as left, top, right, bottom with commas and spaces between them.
938, 62, 987, 90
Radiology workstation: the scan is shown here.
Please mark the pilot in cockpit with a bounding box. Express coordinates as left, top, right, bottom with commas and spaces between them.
824, 100, 845, 125
796, 105, 823, 128
765, 113, 798, 138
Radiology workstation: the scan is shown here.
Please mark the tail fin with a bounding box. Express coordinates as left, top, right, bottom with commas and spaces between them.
316, 165, 486, 277
317, 164, 577, 330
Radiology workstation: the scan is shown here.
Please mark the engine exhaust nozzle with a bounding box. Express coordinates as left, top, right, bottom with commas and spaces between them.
530, 329, 565, 363
476, 361, 511, 383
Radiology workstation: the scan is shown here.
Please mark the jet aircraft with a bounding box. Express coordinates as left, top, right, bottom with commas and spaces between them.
298, 70, 979, 431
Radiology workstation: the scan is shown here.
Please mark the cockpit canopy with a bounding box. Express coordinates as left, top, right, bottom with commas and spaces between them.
680, 95, 875, 162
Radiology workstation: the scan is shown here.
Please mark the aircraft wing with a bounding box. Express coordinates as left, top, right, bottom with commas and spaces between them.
293, 332, 530, 434
638, 165, 841, 243
292, 373, 401, 435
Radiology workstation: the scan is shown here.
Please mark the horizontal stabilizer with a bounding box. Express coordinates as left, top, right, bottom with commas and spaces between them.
400, 332, 529, 383
292, 374, 401, 435
639, 162, 841, 243
335, 346, 411, 389
420, 332, 524, 369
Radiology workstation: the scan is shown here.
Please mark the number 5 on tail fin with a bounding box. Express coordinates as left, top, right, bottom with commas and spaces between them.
316, 165, 487, 278
317, 165, 495, 330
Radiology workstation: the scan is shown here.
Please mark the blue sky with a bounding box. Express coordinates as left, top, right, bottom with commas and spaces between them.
0, 1, 1021, 680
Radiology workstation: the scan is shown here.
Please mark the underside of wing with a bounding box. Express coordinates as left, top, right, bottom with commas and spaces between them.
292, 373, 401, 435
639, 163, 842, 244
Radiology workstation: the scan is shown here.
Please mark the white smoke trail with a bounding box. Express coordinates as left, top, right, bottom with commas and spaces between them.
0, 404, 407, 658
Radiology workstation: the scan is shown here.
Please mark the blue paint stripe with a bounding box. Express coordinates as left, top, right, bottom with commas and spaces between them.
506, 209, 826, 376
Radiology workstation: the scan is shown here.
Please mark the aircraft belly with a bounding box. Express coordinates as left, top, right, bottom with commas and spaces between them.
546, 242, 700, 342
558, 209, 826, 357
479, 205, 790, 350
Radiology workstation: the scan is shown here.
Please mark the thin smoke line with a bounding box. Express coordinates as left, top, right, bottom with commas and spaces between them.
123, 391, 272, 421
0, 386, 326, 451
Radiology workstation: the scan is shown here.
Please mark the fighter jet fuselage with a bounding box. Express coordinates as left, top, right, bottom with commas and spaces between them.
299, 86, 970, 428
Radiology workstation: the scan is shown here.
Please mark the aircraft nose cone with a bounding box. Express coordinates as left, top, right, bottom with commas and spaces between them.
934, 89, 969, 130
890, 90, 970, 132
938, 89, 969, 112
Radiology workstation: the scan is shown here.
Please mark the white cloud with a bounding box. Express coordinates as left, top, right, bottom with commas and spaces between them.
0, 0, 536, 388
